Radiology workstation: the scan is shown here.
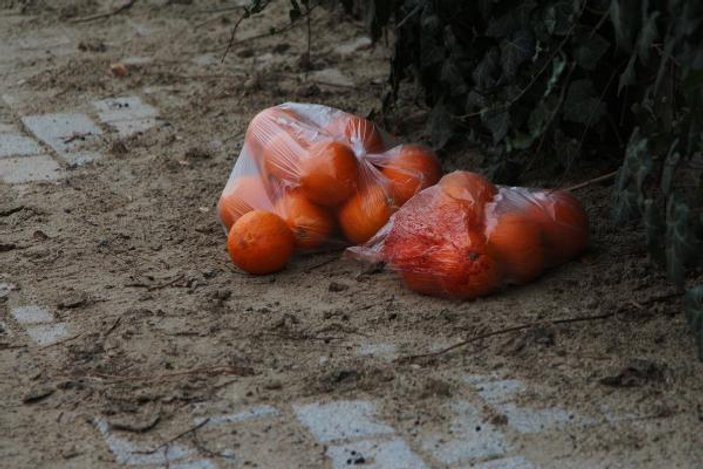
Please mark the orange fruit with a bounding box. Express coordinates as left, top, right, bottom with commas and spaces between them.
245, 107, 298, 158
217, 175, 271, 231
438, 171, 497, 226
381, 144, 442, 205
299, 140, 359, 206
437, 246, 501, 299
338, 183, 394, 244
275, 190, 334, 249
401, 270, 442, 296
486, 212, 545, 283
261, 130, 308, 182
527, 190, 589, 264
396, 232, 500, 299
227, 210, 295, 275
324, 114, 385, 154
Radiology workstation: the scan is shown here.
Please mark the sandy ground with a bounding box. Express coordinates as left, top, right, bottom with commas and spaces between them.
1, 1, 702, 468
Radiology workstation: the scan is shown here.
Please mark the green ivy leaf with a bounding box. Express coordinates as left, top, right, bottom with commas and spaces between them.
618, 53, 637, 95
684, 286, 703, 360
427, 101, 456, 150
610, 0, 641, 52
665, 195, 694, 287
481, 106, 511, 144
500, 30, 535, 80
544, 1, 577, 36
441, 59, 469, 97
643, 199, 666, 264
544, 55, 567, 97
661, 143, 681, 195
636, 11, 660, 63
289, 0, 302, 22
472, 46, 500, 91
563, 79, 606, 124
574, 32, 610, 71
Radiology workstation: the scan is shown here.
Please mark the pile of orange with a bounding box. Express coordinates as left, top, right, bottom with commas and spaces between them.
372, 171, 589, 299
218, 105, 442, 275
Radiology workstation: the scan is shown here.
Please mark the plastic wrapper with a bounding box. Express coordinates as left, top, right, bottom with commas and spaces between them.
217, 103, 442, 274
347, 171, 589, 299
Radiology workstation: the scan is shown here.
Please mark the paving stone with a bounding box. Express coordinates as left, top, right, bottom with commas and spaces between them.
356, 342, 397, 362
62, 152, 102, 167
91, 96, 160, 137
467, 455, 537, 469
171, 460, 217, 469
109, 118, 160, 137
420, 401, 508, 465
94, 418, 193, 465
475, 379, 525, 404
25, 322, 70, 346
327, 438, 428, 469
0, 155, 62, 184
496, 402, 595, 434
121, 57, 153, 66
11, 305, 54, 324
334, 37, 372, 56
0, 134, 43, 157
194, 404, 280, 426
0, 123, 20, 133
92, 96, 158, 123
0, 282, 16, 298
192, 54, 217, 66
0, 321, 13, 338
309, 68, 355, 87
294, 400, 395, 443
22, 113, 102, 157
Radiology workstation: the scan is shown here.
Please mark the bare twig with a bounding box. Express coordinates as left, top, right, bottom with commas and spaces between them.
561, 170, 618, 192
395, 4, 422, 29
401, 291, 683, 363
103, 316, 122, 338
400, 311, 618, 362
191, 432, 237, 460
41, 333, 82, 350
217, 4, 320, 57
304, 256, 339, 272
91, 365, 253, 384
134, 418, 210, 455
311, 80, 359, 89
221, 10, 249, 63
69, 0, 137, 23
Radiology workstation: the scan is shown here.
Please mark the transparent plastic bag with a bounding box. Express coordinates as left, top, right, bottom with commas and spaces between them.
347, 171, 589, 299
217, 103, 442, 274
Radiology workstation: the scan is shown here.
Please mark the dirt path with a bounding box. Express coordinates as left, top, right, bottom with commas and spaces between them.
1, 2, 702, 468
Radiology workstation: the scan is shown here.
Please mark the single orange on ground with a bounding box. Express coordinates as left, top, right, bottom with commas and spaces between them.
338, 183, 394, 244
227, 210, 295, 275
262, 130, 307, 182
486, 211, 545, 283
245, 107, 298, 158
324, 114, 385, 154
527, 190, 589, 264
381, 144, 442, 205
275, 190, 334, 249
299, 140, 359, 206
217, 175, 271, 231
438, 171, 498, 226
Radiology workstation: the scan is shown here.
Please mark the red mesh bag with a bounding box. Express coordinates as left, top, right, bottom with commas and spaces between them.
347, 171, 589, 299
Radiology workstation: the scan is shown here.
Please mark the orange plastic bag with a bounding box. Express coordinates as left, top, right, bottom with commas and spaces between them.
347, 171, 589, 299
217, 103, 442, 274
